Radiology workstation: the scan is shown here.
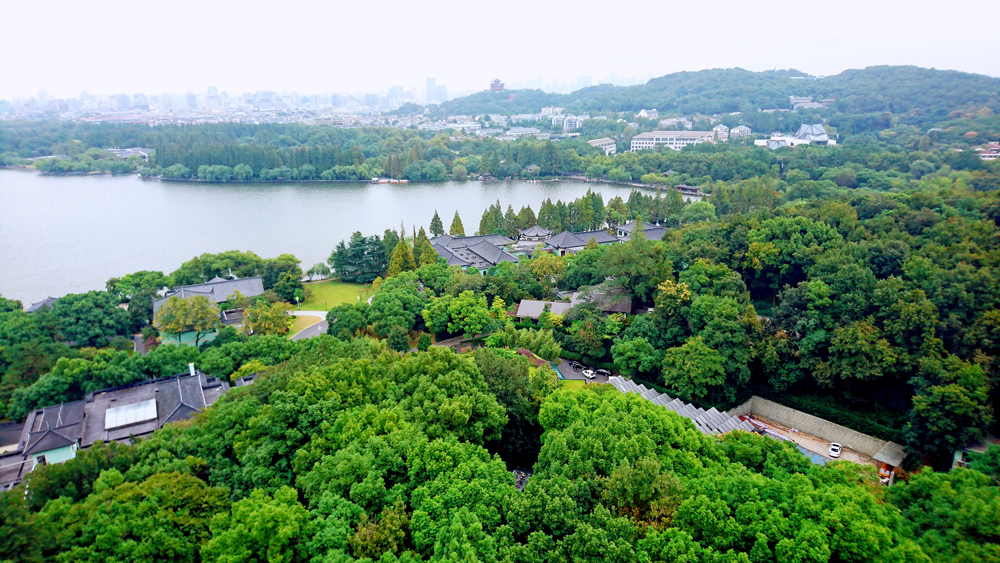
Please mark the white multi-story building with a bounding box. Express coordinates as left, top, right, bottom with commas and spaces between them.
713, 124, 730, 141
563, 115, 588, 130
658, 117, 693, 129
731, 125, 752, 138
541, 107, 564, 115
638, 109, 659, 119
450, 122, 481, 132
630, 131, 715, 151
588, 137, 617, 155
506, 127, 541, 138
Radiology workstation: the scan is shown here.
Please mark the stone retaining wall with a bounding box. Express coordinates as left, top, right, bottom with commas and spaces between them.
727, 396, 889, 458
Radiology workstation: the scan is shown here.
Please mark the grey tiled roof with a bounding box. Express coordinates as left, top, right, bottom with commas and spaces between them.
26, 297, 59, 313
546, 230, 621, 250
874, 441, 906, 467
431, 236, 519, 270
430, 234, 514, 249
152, 276, 264, 316
519, 225, 551, 238
0, 371, 236, 490
606, 376, 755, 436
514, 300, 574, 318
24, 429, 75, 455
432, 243, 470, 267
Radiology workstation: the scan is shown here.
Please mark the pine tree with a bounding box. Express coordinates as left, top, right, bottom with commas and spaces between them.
415, 236, 438, 267
450, 211, 465, 237
667, 186, 685, 216
383, 228, 400, 261
386, 238, 416, 277
504, 205, 518, 237
413, 227, 431, 264
430, 210, 445, 237
489, 152, 501, 176
518, 205, 536, 229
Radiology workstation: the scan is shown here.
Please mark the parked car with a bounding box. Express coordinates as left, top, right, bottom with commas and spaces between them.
582, 369, 596, 379
595, 369, 611, 377
827, 443, 842, 458
569, 361, 583, 371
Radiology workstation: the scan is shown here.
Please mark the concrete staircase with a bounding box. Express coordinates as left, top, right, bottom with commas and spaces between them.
606, 376, 756, 435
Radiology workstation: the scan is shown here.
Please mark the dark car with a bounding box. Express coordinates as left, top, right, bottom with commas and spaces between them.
595, 369, 611, 377
569, 361, 583, 371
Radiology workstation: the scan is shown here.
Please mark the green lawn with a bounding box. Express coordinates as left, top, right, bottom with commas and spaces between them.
561, 380, 587, 391
300, 280, 373, 310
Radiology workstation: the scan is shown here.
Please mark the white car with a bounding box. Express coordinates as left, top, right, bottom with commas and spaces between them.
582, 369, 595, 379
828, 443, 843, 458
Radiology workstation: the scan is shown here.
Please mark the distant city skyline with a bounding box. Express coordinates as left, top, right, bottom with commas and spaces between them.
5, 70, 650, 104
2, 0, 996, 101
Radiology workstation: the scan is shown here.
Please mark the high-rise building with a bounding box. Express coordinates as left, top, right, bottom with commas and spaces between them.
186, 93, 198, 109
426, 77, 437, 103
114, 94, 131, 110
436, 85, 447, 103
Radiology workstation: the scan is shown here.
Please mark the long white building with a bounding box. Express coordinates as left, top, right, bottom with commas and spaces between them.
588, 137, 617, 155
630, 130, 715, 151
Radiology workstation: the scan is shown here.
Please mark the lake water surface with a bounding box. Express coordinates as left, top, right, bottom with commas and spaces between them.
0, 170, 635, 304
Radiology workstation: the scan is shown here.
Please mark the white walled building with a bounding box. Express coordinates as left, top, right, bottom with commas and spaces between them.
563, 115, 588, 130
588, 137, 617, 155
659, 117, 693, 129
630, 130, 715, 151
713, 124, 730, 141
731, 125, 752, 138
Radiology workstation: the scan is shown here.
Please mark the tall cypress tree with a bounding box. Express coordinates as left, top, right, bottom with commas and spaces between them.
450, 211, 465, 237
413, 227, 431, 264
386, 238, 416, 277
430, 210, 445, 237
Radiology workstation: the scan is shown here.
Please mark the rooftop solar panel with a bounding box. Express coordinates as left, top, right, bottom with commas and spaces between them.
104, 399, 157, 430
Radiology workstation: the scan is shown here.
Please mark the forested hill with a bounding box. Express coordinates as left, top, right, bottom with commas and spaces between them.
436, 66, 1000, 123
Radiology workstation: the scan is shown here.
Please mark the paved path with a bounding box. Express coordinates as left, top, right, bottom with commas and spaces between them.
133, 334, 148, 356
290, 310, 328, 341
557, 359, 610, 383
292, 320, 328, 340
432, 335, 472, 349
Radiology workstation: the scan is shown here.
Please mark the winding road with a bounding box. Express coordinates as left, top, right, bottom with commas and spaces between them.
290, 310, 328, 341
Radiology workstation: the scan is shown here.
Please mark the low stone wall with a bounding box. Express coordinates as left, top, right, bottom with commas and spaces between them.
728, 398, 753, 418
728, 396, 889, 458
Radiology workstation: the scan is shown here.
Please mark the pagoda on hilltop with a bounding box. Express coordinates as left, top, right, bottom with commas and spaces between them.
490, 79, 505, 92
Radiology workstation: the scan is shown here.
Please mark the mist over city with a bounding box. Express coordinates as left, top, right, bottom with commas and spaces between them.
1, 1, 999, 562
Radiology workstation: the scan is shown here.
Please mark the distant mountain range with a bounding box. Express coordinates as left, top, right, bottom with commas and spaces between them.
431, 66, 1000, 125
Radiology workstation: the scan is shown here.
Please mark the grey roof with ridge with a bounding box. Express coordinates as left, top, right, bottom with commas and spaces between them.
26, 297, 59, 313
152, 276, 264, 316
546, 230, 621, 250
431, 234, 518, 269
430, 233, 513, 249
518, 225, 552, 238
0, 371, 235, 490
606, 376, 757, 436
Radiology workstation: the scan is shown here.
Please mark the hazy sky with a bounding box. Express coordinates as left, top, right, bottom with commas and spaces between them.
3, 0, 996, 100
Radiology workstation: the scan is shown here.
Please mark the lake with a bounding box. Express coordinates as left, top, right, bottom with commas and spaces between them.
0, 170, 637, 305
